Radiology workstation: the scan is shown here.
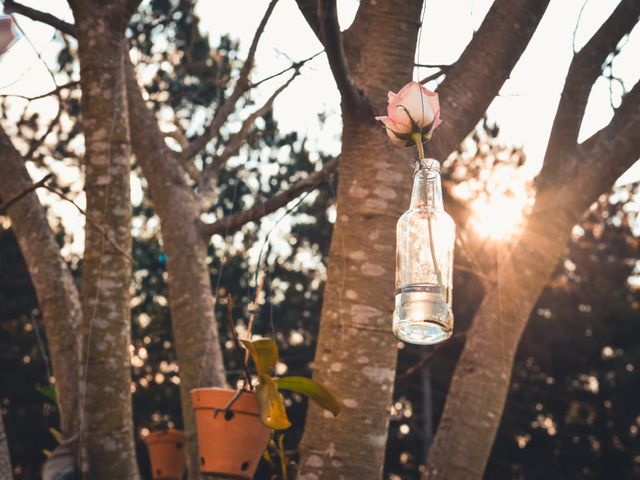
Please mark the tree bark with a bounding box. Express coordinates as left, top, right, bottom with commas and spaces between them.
0, 129, 81, 441
0, 413, 12, 480
296, 1, 423, 478
125, 60, 226, 480
68, 1, 140, 477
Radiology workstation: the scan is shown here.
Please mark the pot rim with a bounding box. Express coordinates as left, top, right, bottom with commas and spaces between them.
191, 387, 261, 417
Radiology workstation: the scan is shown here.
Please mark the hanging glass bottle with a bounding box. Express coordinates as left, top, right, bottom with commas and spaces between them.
393, 158, 455, 345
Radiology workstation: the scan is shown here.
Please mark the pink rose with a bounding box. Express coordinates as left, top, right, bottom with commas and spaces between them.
0, 16, 17, 56
375, 81, 442, 147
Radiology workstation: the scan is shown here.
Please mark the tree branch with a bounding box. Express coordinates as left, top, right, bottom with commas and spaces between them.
575, 79, 640, 183
537, 0, 640, 191
0, 173, 52, 211
3, 0, 77, 36
201, 156, 338, 238
196, 70, 301, 209
251, 50, 323, 88
0, 80, 80, 101
430, 0, 551, 160
180, 0, 279, 162
317, 0, 361, 108
294, 0, 321, 41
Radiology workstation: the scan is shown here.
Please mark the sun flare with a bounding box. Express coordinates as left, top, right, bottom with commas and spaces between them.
469, 193, 526, 240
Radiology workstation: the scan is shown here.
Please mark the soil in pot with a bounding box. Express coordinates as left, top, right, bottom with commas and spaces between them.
145, 429, 187, 480
191, 387, 271, 479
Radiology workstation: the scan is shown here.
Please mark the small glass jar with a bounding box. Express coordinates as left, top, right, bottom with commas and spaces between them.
393, 159, 455, 344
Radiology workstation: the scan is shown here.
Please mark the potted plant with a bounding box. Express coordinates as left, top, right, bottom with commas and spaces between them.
144, 428, 187, 480
192, 337, 339, 479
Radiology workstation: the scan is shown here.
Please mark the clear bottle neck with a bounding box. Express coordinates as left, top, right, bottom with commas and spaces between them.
410, 160, 444, 210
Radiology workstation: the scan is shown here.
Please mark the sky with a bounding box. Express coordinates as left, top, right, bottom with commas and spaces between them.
1, 0, 639, 250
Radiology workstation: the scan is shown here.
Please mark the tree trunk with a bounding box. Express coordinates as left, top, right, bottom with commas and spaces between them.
125, 60, 227, 480
424, 144, 640, 478
0, 414, 12, 480
297, 2, 423, 477
0, 129, 81, 441
69, 2, 139, 476
424, 207, 575, 479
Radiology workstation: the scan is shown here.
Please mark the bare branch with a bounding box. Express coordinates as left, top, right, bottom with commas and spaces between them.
0, 173, 52, 211
45, 185, 136, 264
3, 0, 77, 36
317, 0, 361, 108
294, 0, 321, 40
419, 70, 445, 85
180, 0, 279, 162
213, 71, 299, 172
576, 79, 640, 180
0, 170, 134, 264
251, 50, 323, 88
195, 70, 302, 210
201, 157, 338, 238
0, 80, 80, 101
418, 63, 454, 85
430, 0, 551, 160
539, 0, 640, 190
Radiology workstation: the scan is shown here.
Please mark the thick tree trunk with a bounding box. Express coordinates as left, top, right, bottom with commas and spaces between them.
424, 133, 640, 478
0, 414, 12, 480
424, 206, 575, 479
297, 2, 423, 477
0, 129, 81, 441
69, 2, 140, 477
125, 61, 227, 480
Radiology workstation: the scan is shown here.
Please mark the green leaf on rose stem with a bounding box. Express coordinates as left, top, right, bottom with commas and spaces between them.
36, 385, 57, 402
255, 374, 291, 430
240, 338, 279, 376
276, 376, 341, 417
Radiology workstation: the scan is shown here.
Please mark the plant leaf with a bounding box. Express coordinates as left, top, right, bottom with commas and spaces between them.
240, 338, 279, 375
255, 374, 291, 430
276, 376, 340, 417
36, 385, 57, 402
49, 427, 65, 444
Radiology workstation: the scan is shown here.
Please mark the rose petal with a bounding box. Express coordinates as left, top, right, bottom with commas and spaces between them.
377, 116, 409, 147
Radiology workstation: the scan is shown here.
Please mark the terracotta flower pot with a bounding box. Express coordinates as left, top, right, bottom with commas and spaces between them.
191, 387, 271, 479
145, 429, 187, 480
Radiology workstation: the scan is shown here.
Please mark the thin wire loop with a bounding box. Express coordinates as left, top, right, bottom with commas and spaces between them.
413, 158, 440, 177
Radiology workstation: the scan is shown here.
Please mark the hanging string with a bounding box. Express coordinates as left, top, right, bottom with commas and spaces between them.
30, 311, 52, 382
415, 0, 428, 149
197, 176, 241, 388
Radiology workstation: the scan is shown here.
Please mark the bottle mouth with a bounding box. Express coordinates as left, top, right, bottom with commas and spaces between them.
415, 158, 440, 173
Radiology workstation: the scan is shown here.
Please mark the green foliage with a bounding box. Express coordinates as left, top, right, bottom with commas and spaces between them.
276, 376, 340, 417
35, 385, 56, 402
242, 338, 339, 431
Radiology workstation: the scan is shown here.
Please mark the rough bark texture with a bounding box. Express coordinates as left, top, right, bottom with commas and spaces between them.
296, 1, 423, 478
0, 414, 11, 480
125, 61, 226, 480
68, 1, 140, 477
297, 0, 551, 478
0, 129, 81, 441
